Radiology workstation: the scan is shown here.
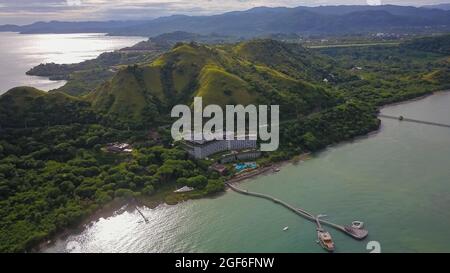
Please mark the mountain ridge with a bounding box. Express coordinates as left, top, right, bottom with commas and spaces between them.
2, 5, 450, 37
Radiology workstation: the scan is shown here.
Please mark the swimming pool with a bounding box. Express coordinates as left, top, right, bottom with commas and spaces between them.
234, 162, 257, 172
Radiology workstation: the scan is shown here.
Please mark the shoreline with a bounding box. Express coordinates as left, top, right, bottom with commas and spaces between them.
378, 89, 450, 110
35, 193, 170, 252
36, 153, 312, 252
227, 153, 312, 185
37, 90, 449, 252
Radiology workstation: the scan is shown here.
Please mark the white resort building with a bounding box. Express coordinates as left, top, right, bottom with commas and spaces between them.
181, 132, 258, 159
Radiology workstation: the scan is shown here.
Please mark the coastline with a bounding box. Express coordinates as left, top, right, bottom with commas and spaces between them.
36, 153, 312, 252
35, 190, 174, 252
227, 153, 312, 185
378, 89, 450, 110
36, 89, 449, 252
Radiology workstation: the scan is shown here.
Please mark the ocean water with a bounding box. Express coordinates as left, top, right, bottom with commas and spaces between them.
0, 32, 145, 94
43, 92, 450, 253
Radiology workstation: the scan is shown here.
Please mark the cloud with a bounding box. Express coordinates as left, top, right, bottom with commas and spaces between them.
0, 0, 447, 25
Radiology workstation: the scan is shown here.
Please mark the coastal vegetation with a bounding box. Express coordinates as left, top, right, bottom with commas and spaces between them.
0, 34, 449, 252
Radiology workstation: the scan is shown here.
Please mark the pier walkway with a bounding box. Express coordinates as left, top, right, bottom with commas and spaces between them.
379, 114, 450, 129
226, 183, 368, 240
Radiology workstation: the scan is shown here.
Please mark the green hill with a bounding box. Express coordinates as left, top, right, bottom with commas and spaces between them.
403, 34, 450, 55
2, 39, 371, 128
0, 87, 96, 128
233, 39, 336, 82
423, 66, 450, 87
88, 40, 337, 124
400, 35, 450, 88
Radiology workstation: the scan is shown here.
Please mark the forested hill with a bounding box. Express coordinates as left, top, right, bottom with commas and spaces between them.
2, 5, 450, 37
403, 34, 450, 55
0, 87, 97, 128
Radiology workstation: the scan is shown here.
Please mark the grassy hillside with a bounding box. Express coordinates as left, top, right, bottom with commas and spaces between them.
234, 39, 334, 81
6, 37, 450, 128
88, 40, 336, 125
27, 49, 165, 96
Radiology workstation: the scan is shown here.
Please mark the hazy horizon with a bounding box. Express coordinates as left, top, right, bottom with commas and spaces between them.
1, 0, 449, 25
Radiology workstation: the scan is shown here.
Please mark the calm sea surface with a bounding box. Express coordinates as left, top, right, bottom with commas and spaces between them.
43, 92, 450, 253
0, 32, 145, 94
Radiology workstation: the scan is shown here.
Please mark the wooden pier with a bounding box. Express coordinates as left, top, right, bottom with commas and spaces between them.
379, 114, 450, 129
132, 198, 149, 223
226, 183, 368, 240
136, 206, 149, 223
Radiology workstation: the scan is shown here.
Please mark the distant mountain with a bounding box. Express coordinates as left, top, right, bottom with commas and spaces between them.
422, 3, 450, 10
1, 5, 450, 37
109, 5, 450, 37
1, 20, 149, 34
0, 24, 21, 32
150, 31, 239, 44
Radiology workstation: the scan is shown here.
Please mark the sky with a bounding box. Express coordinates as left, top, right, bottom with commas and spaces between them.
0, 0, 448, 25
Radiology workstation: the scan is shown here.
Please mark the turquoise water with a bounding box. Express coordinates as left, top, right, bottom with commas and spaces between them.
0, 32, 145, 94
235, 162, 257, 172
44, 92, 450, 253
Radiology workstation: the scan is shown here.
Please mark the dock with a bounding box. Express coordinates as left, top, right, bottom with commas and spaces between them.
379, 114, 450, 129
226, 183, 368, 240
135, 206, 149, 223
132, 198, 149, 223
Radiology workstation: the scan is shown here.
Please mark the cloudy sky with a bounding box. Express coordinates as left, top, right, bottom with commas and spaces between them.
0, 0, 447, 25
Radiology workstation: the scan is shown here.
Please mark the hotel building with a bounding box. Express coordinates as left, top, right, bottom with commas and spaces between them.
181, 132, 258, 159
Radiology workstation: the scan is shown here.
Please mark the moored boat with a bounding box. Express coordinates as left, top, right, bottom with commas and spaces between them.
317, 229, 335, 252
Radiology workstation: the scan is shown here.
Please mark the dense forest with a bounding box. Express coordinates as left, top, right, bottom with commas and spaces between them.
1, 35, 449, 252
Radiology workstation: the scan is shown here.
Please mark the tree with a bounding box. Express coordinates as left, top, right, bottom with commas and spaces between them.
143, 185, 155, 195
205, 179, 225, 194
59, 181, 75, 194
176, 177, 189, 187
86, 136, 100, 147
114, 189, 135, 199
75, 186, 96, 199
0, 182, 11, 199
186, 175, 208, 189
302, 132, 319, 151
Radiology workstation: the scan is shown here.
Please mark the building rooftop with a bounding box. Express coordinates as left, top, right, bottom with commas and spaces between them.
182, 131, 257, 145
174, 186, 195, 193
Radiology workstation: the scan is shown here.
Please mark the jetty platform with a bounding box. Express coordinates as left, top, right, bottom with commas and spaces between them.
226, 182, 368, 240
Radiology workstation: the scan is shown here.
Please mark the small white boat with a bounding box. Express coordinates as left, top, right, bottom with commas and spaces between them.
283, 226, 289, 231
274, 168, 281, 173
